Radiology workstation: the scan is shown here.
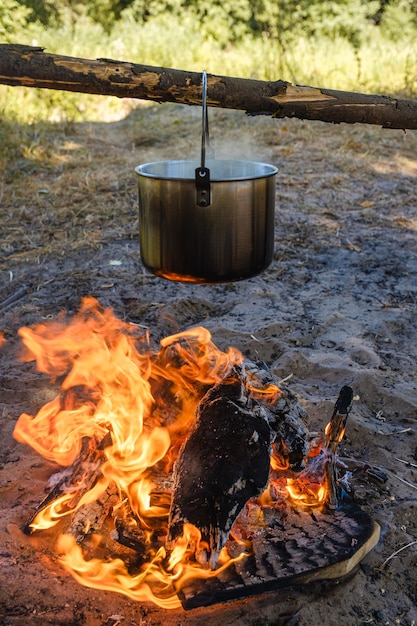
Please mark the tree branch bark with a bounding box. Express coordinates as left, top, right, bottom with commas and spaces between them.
1, 43, 417, 129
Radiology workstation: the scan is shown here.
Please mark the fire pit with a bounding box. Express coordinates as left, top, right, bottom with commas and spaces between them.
11, 298, 379, 610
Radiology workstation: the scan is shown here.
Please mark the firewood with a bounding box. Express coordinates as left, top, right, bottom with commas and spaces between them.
22, 433, 111, 534
66, 481, 119, 544
110, 495, 169, 556
166, 361, 311, 569
245, 361, 309, 471
323, 385, 353, 509
111, 511, 148, 556
166, 365, 274, 569
283, 385, 354, 510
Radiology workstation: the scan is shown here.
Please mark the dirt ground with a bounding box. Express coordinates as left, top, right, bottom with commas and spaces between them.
0, 101, 417, 626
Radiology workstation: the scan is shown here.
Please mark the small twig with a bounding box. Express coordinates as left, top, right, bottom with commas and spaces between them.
385, 469, 417, 491
341, 452, 414, 491
278, 372, 293, 385
377, 539, 417, 571
395, 457, 417, 469
0, 284, 31, 310
377, 428, 412, 436
339, 456, 416, 491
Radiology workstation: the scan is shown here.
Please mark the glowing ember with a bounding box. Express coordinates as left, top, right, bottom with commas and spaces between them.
12, 297, 345, 608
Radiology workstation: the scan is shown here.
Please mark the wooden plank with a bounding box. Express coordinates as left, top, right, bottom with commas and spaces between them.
178, 497, 381, 609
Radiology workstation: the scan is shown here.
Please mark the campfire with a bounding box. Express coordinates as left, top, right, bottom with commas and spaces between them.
12, 297, 379, 610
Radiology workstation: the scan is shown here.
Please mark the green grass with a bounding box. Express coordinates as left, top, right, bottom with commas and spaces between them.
2, 13, 417, 123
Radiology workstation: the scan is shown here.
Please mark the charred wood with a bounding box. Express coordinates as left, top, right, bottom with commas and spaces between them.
323, 385, 353, 509
66, 481, 119, 544
245, 361, 309, 471
22, 433, 111, 534
167, 365, 274, 568
283, 385, 354, 511
112, 510, 148, 556
178, 498, 380, 609
111, 494, 169, 557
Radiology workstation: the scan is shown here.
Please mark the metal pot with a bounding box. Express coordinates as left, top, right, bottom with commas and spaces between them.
135, 72, 278, 283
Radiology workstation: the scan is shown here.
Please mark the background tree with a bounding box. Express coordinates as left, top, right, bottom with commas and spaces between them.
2, 0, 417, 45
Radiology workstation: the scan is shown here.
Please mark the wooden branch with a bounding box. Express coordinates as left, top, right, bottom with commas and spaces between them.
22, 433, 111, 534
1, 43, 417, 129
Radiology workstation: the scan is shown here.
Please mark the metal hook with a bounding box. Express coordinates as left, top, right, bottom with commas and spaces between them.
195, 70, 211, 207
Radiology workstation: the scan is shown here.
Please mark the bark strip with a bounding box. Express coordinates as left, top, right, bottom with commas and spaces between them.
1, 43, 417, 129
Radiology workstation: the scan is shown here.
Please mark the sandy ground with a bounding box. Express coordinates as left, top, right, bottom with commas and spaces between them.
0, 102, 417, 625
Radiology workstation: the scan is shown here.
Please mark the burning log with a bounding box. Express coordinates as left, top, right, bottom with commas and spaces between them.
1, 44, 417, 129
112, 507, 150, 556
323, 385, 353, 509
22, 432, 112, 534
245, 361, 308, 472
66, 481, 119, 545
166, 361, 310, 568
284, 386, 354, 511
166, 365, 274, 568
173, 387, 379, 610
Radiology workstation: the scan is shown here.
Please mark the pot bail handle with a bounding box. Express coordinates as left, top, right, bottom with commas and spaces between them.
196, 70, 211, 207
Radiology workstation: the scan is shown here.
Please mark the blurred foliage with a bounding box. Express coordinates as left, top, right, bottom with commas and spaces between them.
0, 0, 31, 40
3, 0, 417, 44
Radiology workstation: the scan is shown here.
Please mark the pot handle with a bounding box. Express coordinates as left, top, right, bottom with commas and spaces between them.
195, 70, 211, 207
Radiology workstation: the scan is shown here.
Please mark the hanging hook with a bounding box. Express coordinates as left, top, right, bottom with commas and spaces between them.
195, 70, 211, 207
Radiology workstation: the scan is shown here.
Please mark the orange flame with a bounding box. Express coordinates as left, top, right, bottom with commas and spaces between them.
12, 298, 248, 606
285, 477, 328, 507
284, 413, 346, 508
12, 297, 337, 606
57, 524, 244, 609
